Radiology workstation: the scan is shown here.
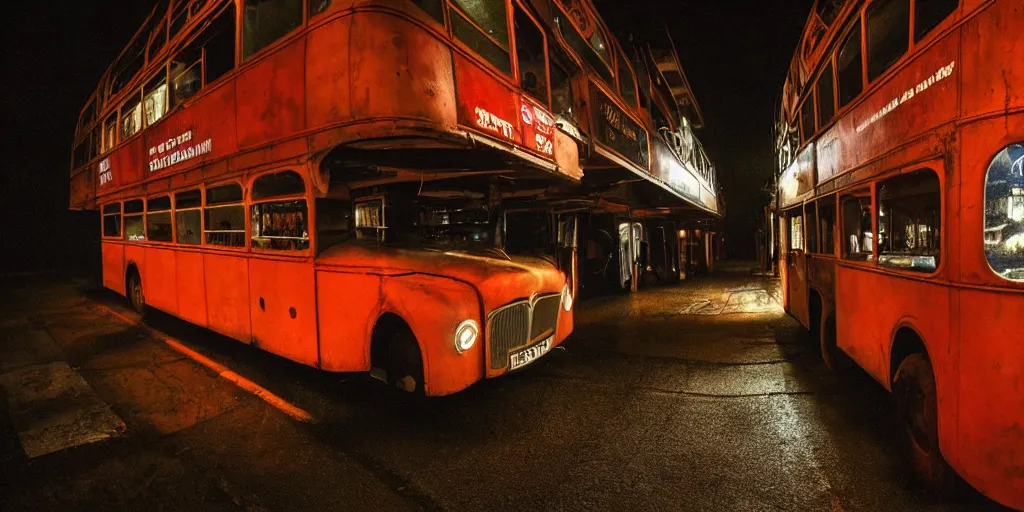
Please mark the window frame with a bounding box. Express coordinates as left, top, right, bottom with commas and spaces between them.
912, 0, 959, 44
815, 57, 836, 130
799, 93, 817, 145
124, 199, 147, 242
248, 170, 310, 253
838, 186, 875, 263
874, 166, 944, 275
203, 180, 247, 249
174, 188, 204, 245
146, 195, 175, 243
981, 143, 1024, 283
512, 1, 551, 107
814, 194, 838, 256
835, 19, 864, 109
102, 202, 124, 240
446, 0, 514, 76
240, 0, 307, 63
616, 45, 638, 110
864, 0, 911, 84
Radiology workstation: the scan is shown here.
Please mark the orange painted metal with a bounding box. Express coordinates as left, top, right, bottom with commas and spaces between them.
776, 1, 1023, 507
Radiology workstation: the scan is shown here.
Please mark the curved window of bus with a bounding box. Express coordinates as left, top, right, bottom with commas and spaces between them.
514, 5, 548, 106
125, 200, 146, 242
450, 0, 512, 75
840, 188, 873, 261
251, 171, 309, 251
147, 196, 174, 242
877, 169, 940, 272
242, 0, 303, 62
102, 113, 118, 153
836, 22, 862, 108
799, 95, 815, 145
171, 4, 237, 108
120, 92, 143, 141
553, 10, 613, 85
816, 60, 835, 128
549, 42, 579, 124
144, 73, 169, 127
617, 50, 637, 109
175, 189, 202, 245
814, 196, 837, 255
103, 203, 122, 239
205, 183, 245, 247
983, 142, 1024, 281
866, 0, 910, 83
914, 0, 957, 43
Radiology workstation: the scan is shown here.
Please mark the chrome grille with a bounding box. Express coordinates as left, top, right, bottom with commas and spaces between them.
488, 293, 560, 369
531, 295, 561, 340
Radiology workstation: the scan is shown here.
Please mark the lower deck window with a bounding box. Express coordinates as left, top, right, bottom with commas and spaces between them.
102, 203, 122, 238
984, 142, 1024, 280
124, 199, 145, 241
205, 184, 245, 247
877, 169, 941, 272
251, 200, 309, 250
841, 190, 872, 261
147, 196, 173, 242
788, 213, 804, 251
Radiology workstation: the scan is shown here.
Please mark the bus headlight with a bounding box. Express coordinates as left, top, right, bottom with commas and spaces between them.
454, 319, 479, 353
561, 283, 573, 312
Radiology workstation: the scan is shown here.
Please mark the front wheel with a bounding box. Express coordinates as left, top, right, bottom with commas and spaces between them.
127, 271, 145, 315
893, 354, 957, 495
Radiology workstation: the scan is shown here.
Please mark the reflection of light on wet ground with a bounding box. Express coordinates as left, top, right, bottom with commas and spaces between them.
767, 394, 833, 500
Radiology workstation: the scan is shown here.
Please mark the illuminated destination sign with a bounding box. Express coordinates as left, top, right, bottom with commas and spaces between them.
591, 86, 648, 169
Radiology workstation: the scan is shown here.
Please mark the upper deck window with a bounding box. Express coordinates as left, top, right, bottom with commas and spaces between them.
171, 5, 236, 107
836, 22, 862, 108
450, 0, 512, 75
617, 50, 637, 109
800, 95, 816, 144
144, 73, 168, 127
410, 0, 444, 24
816, 60, 835, 128
553, 11, 613, 85
915, 0, 957, 42
866, 0, 910, 82
102, 113, 118, 153
549, 42, 578, 123
984, 142, 1024, 281
877, 169, 941, 272
242, 0, 303, 61
120, 92, 143, 141
514, 6, 548, 105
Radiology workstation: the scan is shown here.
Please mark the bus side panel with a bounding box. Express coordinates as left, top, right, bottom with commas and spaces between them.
960, 0, 1024, 119
380, 275, 484, 396
957, 289, 1024, 510
315, 271, 381, 372
236, 39, 306, 150
143, 247, 178, 316
305, 16, 353, 128
203, 253, 251, 343
101, 242, 125, 295
175, 251, 207, 328
248, 258, 318, 367
125, 244, 146, 296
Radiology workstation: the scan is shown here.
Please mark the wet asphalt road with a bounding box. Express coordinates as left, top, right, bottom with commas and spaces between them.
0, 264, 1009, 511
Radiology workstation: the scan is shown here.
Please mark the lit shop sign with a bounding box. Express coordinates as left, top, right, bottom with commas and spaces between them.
474, 107, 515, 141
148, 130, 213, 172
98, 158, 113, 186
592, 87, 649, 169
855, 61, 955, 134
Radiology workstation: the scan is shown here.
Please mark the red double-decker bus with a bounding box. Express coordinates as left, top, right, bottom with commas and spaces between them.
70, 0, 592, 396
774, 0, 1022, 507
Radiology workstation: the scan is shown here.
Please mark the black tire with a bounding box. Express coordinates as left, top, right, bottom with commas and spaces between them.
127, 270, 145, 315
893, 354, 957, 495
387, 329, 424, 395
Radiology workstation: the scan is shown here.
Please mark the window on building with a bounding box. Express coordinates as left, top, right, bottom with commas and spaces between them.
147, 196, 173, 242
800, 95, 816, 144
983, 142, 1024, 281
121, 92, 143, 140
837, 22, 862, 107
805, 203, 819, 253
877, 169, 941, 272
816, 196, 836, 255
841, 188, 873, 260
242, 0, 302, 60
617, 50, 637, 108
866, 0, 910, 82
789, 212, 804, 251
514, 6, 548, 105
175, 189, 202, 245
549, 42, 578, 123
915, 0, 957, 42
553, 11, 613, 85
251, 200, 310, 250
144, 73, 168, 127
451, 0, 511, 75
205, 183, 245, 246
816, 60, 835, 128
103, 203, 122, 238
125, 199, 146, 241
103, 113, 118, 152
171, 5, 236, 107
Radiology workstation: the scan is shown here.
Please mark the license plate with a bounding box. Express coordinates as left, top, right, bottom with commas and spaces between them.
509, 337, 553, 371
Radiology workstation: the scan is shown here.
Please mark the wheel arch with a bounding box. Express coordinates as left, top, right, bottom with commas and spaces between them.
889, 320, 930, 388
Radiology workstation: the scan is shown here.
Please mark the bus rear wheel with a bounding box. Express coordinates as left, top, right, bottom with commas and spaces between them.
127, 270, 145, 315
387, 329, 424, 395
893, 354, 956, 495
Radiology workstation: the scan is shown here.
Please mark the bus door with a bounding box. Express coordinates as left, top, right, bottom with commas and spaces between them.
784, 206, 810, 327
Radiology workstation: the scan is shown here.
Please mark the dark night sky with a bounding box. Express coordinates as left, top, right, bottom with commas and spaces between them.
1, 1, 812, 273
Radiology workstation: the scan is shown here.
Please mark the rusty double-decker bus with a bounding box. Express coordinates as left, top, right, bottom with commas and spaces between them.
774, 0, 1022, 507
69, 0, 593, 396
